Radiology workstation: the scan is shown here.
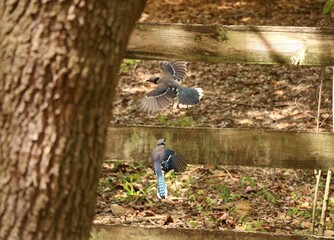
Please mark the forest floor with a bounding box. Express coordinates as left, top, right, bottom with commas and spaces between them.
94, 0, 334, 237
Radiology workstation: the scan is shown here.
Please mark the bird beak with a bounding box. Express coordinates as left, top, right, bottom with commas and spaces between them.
147, 76, 159, 83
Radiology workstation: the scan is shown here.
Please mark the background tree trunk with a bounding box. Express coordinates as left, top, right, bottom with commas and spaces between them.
0, 1, 146, 239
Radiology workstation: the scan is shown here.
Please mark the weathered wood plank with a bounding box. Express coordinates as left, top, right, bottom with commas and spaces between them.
105, 126, 334, 170
126, 23, 334, 66
92, 224, 332, 240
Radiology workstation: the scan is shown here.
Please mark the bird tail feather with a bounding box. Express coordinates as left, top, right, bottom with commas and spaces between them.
156, 172, 168, 199
177, 87, 203, 108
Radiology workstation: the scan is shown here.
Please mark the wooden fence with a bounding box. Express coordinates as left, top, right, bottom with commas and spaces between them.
126, 23, 334, 66
96, 23, 334, 240
105, 126, 334, 170
92, 224, 333, 240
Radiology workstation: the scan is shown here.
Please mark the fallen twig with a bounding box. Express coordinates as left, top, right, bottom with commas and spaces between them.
294, 98, 316, 119
318, 66, 334, 234
221, 167, 237, 181
319, 169, 332, 235
311, 67, 325, 235
316, 68, 324, 132
311, 170, 322, 234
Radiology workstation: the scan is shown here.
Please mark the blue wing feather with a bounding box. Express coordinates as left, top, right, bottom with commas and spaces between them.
151, 140, 187, 199
161, 149, 187, 172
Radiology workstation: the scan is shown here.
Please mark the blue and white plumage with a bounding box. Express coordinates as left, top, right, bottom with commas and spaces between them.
139, 61, 203, 113
151, 138, 187, 199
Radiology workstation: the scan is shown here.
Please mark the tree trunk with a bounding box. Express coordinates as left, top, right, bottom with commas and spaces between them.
0, 1, 146, 239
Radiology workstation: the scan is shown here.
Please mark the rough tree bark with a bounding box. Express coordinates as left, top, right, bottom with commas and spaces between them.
0, 1, 146, 239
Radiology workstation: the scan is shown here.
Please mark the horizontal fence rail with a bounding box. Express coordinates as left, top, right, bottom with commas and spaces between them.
92, 224, 332, 240
105, 126, 334, 170
126, 23, 334, 66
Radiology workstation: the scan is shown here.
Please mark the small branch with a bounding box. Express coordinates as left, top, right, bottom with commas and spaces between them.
221, 101, 291, 109
311, 170, 322, 234
294, 98, 316, 119
316, 68, 325, 131
319, 114, 332, 128
318, 66, 334, 235
222, 167, 237, 181
124, 215, 166, 224
221, 104, 237, 112
311, 67, 325, 235
319, 67, 334, 235
319, 66, 334, 234
319, 169, 332, 235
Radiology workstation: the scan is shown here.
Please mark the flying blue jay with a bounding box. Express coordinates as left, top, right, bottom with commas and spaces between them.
139, 61, 203, 113
151, 138, 187, 199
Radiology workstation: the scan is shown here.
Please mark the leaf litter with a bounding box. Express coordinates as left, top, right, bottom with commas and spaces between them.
95, 0, 334, 236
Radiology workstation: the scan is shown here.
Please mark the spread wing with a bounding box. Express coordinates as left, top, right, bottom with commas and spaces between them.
161, 149, 188, 172
139, 86, 178, 113
160, 61, 187, 82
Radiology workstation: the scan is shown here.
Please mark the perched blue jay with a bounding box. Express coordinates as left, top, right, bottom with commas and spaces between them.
139, 61, 203, 113
151, 138, 187, 199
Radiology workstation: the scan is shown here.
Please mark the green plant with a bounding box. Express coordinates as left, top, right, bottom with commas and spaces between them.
290, 191, 299, 201
237, 214, 247, 223
204, 197, 214, 209
287, 207, 310, 218
189, 219, 198, 228
218, 188, 241, 203
191, 189, 206, 202
157, 114, 168, 125
243, 220, 266, 232
293, 229, 302, 235
120, 59, 140, 73
97, 177, 115, 193
265, 192, 277, 204
169, 116, 194, 127
157, 114, 194, 127
197, 189, 206, 195
239, 175, 256, 188
120, 174, 155, 203
323, 0, 334, 14
288, 207, 298, 217
253, 220, 266, 232
196, 205, 204, 212
163, 171, 182, 197
182, 175, 194, 188
219, 186, 231, 202
301, 210, 312, 219
329, 198, 334, 214
245, 224, 253, 231
249, 220, 266, 232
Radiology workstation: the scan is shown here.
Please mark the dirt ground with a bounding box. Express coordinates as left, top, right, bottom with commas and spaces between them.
111, 0, 333, 132
95, 0, 334, 237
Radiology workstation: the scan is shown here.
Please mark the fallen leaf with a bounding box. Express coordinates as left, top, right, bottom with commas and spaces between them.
235, 200, 254, 218
164, 214, 174, 225
110, 204, 133, 216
